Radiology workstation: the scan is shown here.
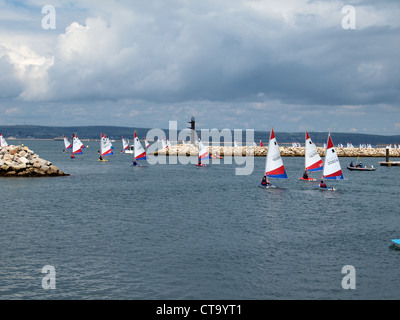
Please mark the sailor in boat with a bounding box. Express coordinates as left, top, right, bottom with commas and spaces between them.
353, 159, 363, 168
261, 175, 272, 187
132, 159, 138, 166
319, 180, 327, 188
99, 155, 103, 161
198, 159, 202, 166
71, 153, 75, 159
302, 170, 309, 180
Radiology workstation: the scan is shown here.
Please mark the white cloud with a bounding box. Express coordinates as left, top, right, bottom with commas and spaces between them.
0, 41, 53, 100
0, 0, 399, 133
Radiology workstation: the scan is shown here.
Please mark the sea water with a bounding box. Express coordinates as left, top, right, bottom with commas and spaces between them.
1, 140, 399, 299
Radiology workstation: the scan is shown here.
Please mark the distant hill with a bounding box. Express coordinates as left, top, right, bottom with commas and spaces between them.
0, 125, 150, 141
0, 125, 399, 146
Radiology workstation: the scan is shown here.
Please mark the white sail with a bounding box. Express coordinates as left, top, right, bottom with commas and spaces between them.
72, 133, 84, 154
122, 137, 129, 151
305, 131, 323, 172
322, 132, 343, 180
0, 133, 9, 147
101, 133, 113, 156
198, 139, 209, 160
63, 135, 72, 150
133, 132, 146, 160
161, 139, 167, 149
265, 128, 287, 179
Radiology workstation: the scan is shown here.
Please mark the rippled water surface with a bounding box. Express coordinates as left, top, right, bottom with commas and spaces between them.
1, 140, 399, 299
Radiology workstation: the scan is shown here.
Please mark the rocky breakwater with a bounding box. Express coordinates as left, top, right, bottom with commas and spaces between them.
154, 144, 257, 157
153, 145, 400, 157
255, 146, 400, 157
0, 145, 68, 177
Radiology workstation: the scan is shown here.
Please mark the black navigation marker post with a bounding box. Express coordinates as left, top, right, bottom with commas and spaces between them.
379, 146, 400, 166
386, 146, 390, 163
188, 115, 195, 145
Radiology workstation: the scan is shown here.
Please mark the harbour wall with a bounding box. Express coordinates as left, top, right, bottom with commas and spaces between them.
0, 145, 68, 177
153, 145, 400, 157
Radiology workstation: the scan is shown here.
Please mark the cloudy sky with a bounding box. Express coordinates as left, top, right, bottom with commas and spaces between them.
0, 0, 399, 134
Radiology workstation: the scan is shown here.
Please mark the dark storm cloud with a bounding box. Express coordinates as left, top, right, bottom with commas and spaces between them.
0, 0, 399, 133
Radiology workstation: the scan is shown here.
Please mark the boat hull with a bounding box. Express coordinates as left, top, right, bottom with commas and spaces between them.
347, 166, 375, 171
314, 185, 335, 191
258, 183, 276, 189
299, 177, 317, 182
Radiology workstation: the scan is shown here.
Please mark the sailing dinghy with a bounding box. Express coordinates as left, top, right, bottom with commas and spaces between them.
314, 131, 343, 190
63, 135, 72, 151
161, 139, 168, 149
0, 133, 8, 147
100, 133, 114, 159
196, 139, 209, 166
259, 128, 287, 188
131, 132, 147, 166
300, 131, 323, 181
121, 136, 131, 153
72, 133, 85, 156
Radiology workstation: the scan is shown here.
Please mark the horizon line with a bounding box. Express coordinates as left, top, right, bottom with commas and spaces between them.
1, 124, 399, 137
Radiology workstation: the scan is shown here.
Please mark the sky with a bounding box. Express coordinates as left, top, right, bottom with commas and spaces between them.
0, 0, 399, 134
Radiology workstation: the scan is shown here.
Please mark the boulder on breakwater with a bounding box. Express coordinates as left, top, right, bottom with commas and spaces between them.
0, 145, 68, 177
153, 145, 400, 157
